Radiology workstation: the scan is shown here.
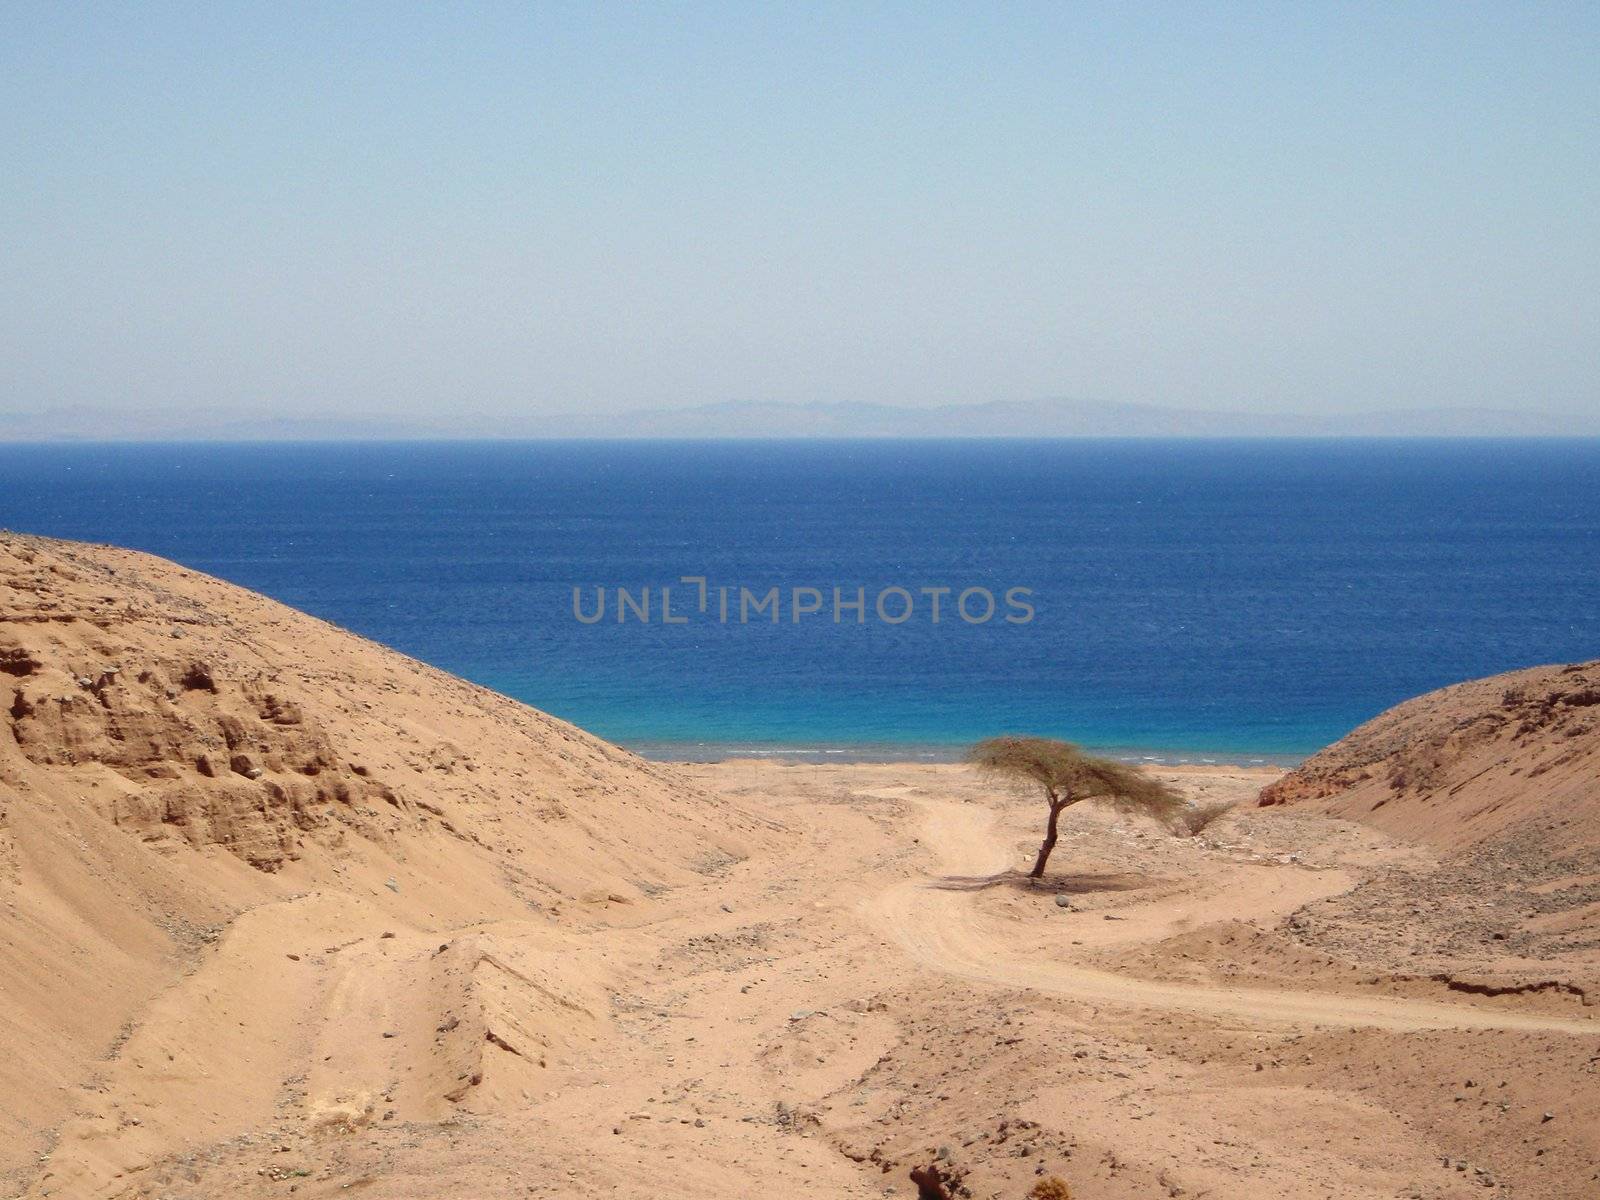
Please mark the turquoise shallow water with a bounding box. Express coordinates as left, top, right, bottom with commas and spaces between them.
2, 438, 1597, 762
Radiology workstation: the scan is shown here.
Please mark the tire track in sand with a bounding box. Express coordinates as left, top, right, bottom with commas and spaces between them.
867, 800, 1599, 1035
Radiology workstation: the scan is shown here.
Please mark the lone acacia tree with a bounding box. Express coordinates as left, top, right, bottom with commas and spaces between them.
966, 736, 1184, 878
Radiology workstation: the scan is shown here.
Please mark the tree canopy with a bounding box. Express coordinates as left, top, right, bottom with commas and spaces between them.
966, 736, 1185, 877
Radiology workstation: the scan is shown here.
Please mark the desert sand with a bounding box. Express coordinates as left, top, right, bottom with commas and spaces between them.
2, 532, 1597, 1200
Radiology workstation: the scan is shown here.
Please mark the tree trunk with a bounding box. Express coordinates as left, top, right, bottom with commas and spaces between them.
1030, 797, 1069, 878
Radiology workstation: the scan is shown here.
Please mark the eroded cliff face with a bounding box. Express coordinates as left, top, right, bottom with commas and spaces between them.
1, 540, 418, 870
5, 648, 405, 871
1259, 659, 1600, 850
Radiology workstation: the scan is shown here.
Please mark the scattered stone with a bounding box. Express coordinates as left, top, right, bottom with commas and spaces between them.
909, 1161, 959, 1200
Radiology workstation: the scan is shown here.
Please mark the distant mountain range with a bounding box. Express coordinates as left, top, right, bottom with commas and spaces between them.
532, 398, 1593, 438
2, 398, 1593, 440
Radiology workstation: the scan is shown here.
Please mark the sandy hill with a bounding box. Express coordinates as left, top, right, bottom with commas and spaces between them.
1259, 659, 1600, 851
0, 532, 763, 1195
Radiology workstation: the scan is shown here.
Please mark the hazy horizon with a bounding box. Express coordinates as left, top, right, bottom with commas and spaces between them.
5, 5, 1598, 435
2, 394, 1597, 442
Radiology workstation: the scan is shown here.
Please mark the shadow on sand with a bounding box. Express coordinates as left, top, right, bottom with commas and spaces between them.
928, 869, 1155, 895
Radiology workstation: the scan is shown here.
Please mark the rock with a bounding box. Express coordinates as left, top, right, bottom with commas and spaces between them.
909, 1163, 957, 1200
229, 753, 263, 780
1054, 894, 1072, 908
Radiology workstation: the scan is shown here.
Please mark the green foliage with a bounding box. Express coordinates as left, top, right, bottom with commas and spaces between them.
965, 735, 1184, 824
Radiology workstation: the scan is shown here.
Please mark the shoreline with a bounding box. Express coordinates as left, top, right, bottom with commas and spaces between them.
623, 739, 1304, 770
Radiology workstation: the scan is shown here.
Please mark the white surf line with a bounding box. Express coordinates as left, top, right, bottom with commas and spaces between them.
868, 800, 1599, 1035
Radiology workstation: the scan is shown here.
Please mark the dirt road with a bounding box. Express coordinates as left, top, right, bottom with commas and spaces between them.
870, 798, 1600, 1034
15, 760, 1600, 1200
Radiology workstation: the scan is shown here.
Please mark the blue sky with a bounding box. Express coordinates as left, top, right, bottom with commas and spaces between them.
3, 3, 1597, 427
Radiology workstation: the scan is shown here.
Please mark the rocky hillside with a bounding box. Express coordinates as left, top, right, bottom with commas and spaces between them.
0, 532, 763, 1194
1259, 659, 1600, 850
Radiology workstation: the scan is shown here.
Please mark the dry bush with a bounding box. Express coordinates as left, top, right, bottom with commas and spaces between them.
1029, 1179, 1073, 1200
1176, 800, 1235, 836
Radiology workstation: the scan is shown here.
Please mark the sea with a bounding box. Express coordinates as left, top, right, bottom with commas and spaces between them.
2, 438, 1598, 765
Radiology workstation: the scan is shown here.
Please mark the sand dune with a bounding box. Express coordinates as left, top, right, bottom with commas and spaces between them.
0, 533, 762, 1195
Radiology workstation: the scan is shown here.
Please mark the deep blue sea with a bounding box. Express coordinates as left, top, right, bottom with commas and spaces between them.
2, 439, 1598, 764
